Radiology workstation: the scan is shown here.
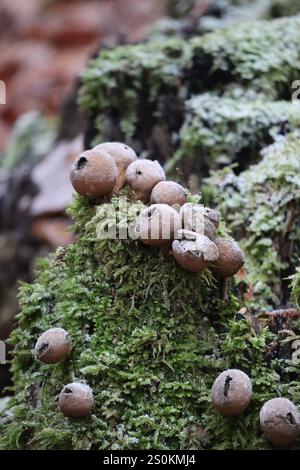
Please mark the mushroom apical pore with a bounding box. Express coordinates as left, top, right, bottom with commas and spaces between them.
59, 383, 94, 418
135, 204, 181, 247
93, 142, 137, 190
212, 369, 252, 417
212, 238, 245, 278
125, 159, 166, 201
150, 181, 187, 209
180, 203, 220, 240
260, 398, 300, 447
172, 233, 219, 273
70, 149, 118, 198
34, 327, 71, 364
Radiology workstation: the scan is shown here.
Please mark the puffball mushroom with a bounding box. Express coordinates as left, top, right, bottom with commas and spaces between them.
125, 159, 166, 201
172, 232, 219, 273
93, 142, 137, 190
59, 383, 94, 418
212, 238, 244, 278
34, 327, 71, 364
70, 149, 118, 198
212, 369, 252, 417
150, 181, 187, 208
180, 203, 220, 240
260, 398, 300, 447
135, 204, 181, 247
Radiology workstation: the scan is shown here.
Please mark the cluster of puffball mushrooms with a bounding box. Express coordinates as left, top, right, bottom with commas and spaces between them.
70, 141, 245, 276
33, 142, 300, 447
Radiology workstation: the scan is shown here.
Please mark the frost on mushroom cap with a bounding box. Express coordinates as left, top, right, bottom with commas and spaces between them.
125, 159, 166, 201
180, 203, 220, 240
212, 238, 245, 278
260, 398, 300, 447
212, 369, 252, 417
135, 204, 181, 247
93, 142, 137, 170
172, 233, 219, 273
58, 383, 94, 418
93, 142, 137, 190
150, 181, 187, 208
70, 149, 118, 198
34, 327, 71, 364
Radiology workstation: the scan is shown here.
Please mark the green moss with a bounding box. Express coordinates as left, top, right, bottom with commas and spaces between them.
80, 15, 300, 166
212, 132, 300, 307
2, 193, 300, 449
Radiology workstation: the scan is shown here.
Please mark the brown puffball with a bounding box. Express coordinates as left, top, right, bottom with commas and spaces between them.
59, 383, 94, 418
260, 398, 300, 447
180, 203, 220, 240
125, 159, 166, 201
93, 142, 137, 190
212, 238, 244, 278
212, 369, 252, 417
34, 327, 71, 364
135, 204, 181, 247
150, 181, 187, 208
172, 233, 219, 273
70, 149, 118, 198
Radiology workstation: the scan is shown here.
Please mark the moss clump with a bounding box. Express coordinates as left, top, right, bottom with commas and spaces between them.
212, 132, 300, 307
2, 192, 300, 449
80, 16, 300, 167
168, 95, 300, 176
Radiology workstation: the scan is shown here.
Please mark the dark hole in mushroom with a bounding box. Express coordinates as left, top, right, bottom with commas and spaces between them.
124, 145, 128, 150
64, 387, 73, 395
77, 156, 88, 170
223, 375, 233, 397
146, 208, 156, 219
136, 170, 142, 176
37, 341, 49, 355
286, 412, 296, 425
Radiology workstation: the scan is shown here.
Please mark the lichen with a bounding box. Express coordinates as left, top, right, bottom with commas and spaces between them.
211, 132, 300, 307
80, 15, 300, 167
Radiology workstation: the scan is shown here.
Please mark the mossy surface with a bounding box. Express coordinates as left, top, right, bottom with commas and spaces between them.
80, 16, 300, 168
212, 132, 300, 307
2, 194, 300, 450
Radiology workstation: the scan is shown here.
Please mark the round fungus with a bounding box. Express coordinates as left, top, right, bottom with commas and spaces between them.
212, 238, 245, 278
125, 159, 166, 201
212, 369, 252, 417
260, 398, 300, 447
135, 204, 181, 247
59, 383, 94, 418
34, 327, 71, 364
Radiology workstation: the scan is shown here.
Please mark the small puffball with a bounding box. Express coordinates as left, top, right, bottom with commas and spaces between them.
212, 369, 252, 417
180, 203, 220, 240
135, 204, 181, 247
59, 383, 94, 418
212, 238, 244, 278
34, 327, 71, 364
93, 142, 137, 190
260, 398, 300, 447
172, 233, 219, 273
70, 149, 118, 198
150, 181, 187, 208
125, 159, 166, 201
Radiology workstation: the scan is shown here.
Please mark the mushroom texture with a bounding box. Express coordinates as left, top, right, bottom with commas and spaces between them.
125, 159, 166, 201
212, 238, 244, 278
34, 327, 71, 364
150, 181, 187, 209
172, 232, 219, 273
93, 142, 137, 190
260, 398, 300, 447
180, 203, 220, 240
135, 204, 181, 247
70, 149, 118, 198
59, 383, 94, 418
212, 369, 252, 417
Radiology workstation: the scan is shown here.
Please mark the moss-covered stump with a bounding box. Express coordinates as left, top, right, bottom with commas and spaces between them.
80, 15, 300, 171
1, 193, 300, 450
211, 132, 300, 307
